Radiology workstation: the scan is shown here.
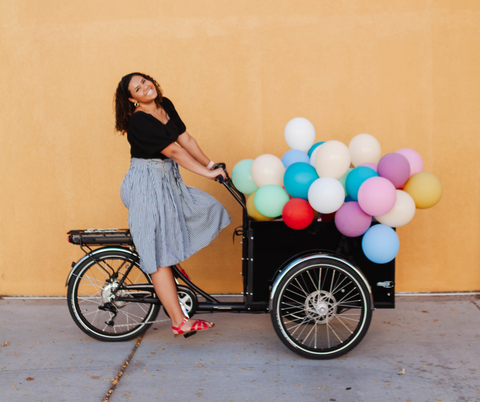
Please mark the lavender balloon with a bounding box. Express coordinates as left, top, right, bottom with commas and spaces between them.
335, 202, 372, 237
377, 153, 411, 188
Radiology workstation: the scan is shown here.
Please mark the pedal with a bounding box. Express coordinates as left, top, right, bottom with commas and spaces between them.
184, 331, 197, 339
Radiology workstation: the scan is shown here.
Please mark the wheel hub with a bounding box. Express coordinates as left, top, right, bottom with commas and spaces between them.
102, 282, 127, 307
304, 290, 337, 323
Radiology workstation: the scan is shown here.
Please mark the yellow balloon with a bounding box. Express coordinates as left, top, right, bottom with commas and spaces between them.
246, 192, 274, 221
403, 172, 442, 209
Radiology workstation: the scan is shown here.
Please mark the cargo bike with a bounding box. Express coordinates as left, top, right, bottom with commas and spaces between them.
66, 164, 395, 360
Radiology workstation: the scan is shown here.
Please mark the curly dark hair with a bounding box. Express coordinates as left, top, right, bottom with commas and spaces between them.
114, 72, 164, 135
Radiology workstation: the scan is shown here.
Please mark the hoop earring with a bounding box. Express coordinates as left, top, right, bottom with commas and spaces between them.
133, 102, 139, 107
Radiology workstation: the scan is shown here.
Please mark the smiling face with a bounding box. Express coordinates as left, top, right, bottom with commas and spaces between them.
128, 75, 158, 105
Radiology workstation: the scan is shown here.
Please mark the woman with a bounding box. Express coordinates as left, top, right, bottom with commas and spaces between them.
114, 72, 231, 338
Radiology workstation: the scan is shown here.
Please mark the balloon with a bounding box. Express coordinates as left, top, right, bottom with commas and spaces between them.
403, 172, 442, 209
362, 224, 400, 264
319, 212, 336, 222
357, 177, 397, 216
251, 154, 285, 187
231, 159, 258, 195
395, 148, 424, 177
309, 146, 320, 167
307, 177, 345, 214
284, 162, 319, 200
308, 141, 324, 157
338, 168, 351, 197
345, 166, 378, 201
281, 149, 310, 169
254, 185, 290, 217
284, 117, 316, 152
282, 198, 315, 230
377, 153, 411, 188
361, 162, 377, 172
349, 133, 381, 167
375, 190, 416, 227
315, 140, 351, 179
335, 202, 372, 237
246, 192, 274, 221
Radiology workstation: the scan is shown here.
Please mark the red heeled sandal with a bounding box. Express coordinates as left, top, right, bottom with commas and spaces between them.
172, 317, 215, 338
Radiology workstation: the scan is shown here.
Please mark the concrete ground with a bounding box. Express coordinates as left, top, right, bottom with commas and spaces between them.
1, 295, 479, 402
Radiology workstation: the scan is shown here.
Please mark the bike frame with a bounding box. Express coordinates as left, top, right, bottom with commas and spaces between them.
67, 166, 395, 314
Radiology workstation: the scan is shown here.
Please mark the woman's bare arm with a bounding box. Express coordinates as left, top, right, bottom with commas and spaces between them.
176, 131, 211, 167
162, 142, 225, 180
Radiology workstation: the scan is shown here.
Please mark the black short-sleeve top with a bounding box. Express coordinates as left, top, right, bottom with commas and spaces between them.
126, 97, 187, 160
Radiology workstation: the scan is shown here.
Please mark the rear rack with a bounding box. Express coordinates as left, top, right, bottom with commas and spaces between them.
67, 228, 134, 246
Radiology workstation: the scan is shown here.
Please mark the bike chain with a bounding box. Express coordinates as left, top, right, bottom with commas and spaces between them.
109, 318, 170, 328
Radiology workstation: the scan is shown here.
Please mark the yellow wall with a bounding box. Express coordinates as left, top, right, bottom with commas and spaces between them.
1, 0, 479, 296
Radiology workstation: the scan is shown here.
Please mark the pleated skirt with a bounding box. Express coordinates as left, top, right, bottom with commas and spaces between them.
120, 158, 231, 274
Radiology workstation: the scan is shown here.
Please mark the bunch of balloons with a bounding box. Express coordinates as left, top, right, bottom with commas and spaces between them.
231, 117, 442, 264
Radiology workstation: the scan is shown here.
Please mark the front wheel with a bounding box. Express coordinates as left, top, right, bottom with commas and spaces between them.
67, 249, 161, 342
271, 257, 372, 359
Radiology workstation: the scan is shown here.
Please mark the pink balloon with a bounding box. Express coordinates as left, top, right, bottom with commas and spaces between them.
361, 163, 377, 172
395, 148, 424, 177
377, 153, 410, 188
335, 202, 372, 237
358, 177, 397, 216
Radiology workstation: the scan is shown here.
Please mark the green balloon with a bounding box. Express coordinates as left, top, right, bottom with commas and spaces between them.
254, 185, 289, 218
338, 168, 351, 197
232, 159, 259, 195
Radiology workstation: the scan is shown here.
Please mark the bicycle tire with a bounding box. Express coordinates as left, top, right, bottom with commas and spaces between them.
271, 256, 372, 359
67, 249, 161, 342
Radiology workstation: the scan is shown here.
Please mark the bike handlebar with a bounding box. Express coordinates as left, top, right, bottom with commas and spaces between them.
214, 162, 227, 183
213, 162, 246, 210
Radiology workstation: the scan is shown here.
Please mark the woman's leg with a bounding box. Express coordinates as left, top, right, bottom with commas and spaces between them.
150, 266, 214, 333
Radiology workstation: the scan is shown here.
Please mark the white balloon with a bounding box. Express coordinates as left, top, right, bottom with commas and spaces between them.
375, 190, 416, 227
284, 117, 316, 152
315, 140, 351, 179
307, 177, 345, 214
309, 146, 320, 167
251, 154, 285, 187
349, 133, 381, 167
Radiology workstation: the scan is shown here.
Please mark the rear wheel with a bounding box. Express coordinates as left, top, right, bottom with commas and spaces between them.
271, 257, 372, 359
67, 249, 161, 342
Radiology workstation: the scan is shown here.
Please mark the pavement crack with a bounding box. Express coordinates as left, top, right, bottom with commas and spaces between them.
471, 300, 480, 312
102, 334, 144, 402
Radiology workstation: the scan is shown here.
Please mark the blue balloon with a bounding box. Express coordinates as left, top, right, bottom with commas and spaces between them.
307, 141, 325, 157
281, 149, 310, 168
284, 162, 319, 200
362, 224, 399, 264
345, 166, 378, 201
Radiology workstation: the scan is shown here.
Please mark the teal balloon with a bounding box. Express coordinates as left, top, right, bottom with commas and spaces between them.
345, 166, 378, 201
284, 162, 319, 200
231, 159, 258, 195
254, 185, 289, 217
307, 141, 324, 157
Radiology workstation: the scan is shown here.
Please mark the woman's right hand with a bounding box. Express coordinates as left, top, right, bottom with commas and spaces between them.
208, 167, 226, 181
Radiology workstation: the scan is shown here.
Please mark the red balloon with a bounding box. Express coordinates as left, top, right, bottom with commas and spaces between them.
282, 198, 315, 230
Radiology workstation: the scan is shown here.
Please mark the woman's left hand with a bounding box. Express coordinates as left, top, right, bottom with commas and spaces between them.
208, 167, 226, 181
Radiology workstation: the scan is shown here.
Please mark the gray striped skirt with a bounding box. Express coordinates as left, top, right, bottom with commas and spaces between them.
120, 158, 231, 274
